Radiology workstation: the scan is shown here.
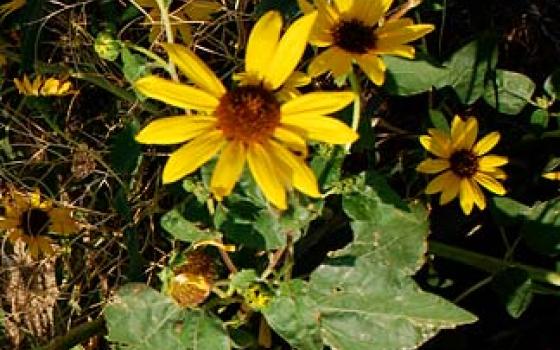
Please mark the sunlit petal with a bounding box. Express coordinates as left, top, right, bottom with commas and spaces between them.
355, 53, 386, 85
135, 76, 219, 111
136, 116, 216, 144
210, 141, 246, 200
246, 11, 282, 81
308, 47, 353, 78
474, 172, 507, 195
473, 132, 500, 156
425, 170, 456, 194
162, 130, 225, 184
281, 91, 355, 116
416, 159, 450, 174
247, 143, 287, 210
281, 114, 358, 144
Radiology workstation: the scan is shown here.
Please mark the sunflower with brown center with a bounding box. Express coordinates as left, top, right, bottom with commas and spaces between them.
134, 11, 358, 210
417, 116, 508, 215
0, 188, 79, 258
299, 0, 434, 85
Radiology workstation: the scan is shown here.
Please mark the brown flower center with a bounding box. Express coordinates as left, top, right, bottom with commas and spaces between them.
449, 150, 478, 178
215, 86, 280, 143
332, 19, 377, 54
20, 208, 50, 237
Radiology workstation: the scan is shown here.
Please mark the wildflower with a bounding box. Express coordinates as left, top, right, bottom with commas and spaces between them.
0, 188, 79, 258
299, 0, 434, 85
136, 0, 222, 44
0, 0, 25, 21
14, 75, 74, 96
543, 172, 560, 181
134, 11, 358, 210
417, 115, 508, 215
167, 250, 216, 308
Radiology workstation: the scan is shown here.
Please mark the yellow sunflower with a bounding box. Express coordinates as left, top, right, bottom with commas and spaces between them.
134, 11, 358, 210
136, 0, 222, 44
417, 116, 508, 215
233, 11, 314, 101
14, 75, 74, 96
299, 0, 434, 85
0, 188, 79, 258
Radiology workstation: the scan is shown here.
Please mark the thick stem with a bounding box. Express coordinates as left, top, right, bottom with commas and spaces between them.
429, 240, 560, 286
346, 71, 361, 152
40, 318, 106, 350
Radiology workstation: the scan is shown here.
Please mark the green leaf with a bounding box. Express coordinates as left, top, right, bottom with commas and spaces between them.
229, 269, 258, 294
105, 284, 230, 350
491, 268, 533, 319
522, 198, 560, 256
530, 109, 549, 129
254, 210, 286, 249
483, 70, 535, 115
544, 69, 560, 100
121, 46, 148, 83
161, 209, 219, 243
340, 177, 429, 275
490, 197, 530, 227
429, 109, 450, 133
262, 280, 322, 350
310, 258, 477, 350
109, 119, 142, 175
442, 36, 498, 104
384, 55, 447, 96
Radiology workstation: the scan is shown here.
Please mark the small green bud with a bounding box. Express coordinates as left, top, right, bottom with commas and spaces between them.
94, 31, 121, 61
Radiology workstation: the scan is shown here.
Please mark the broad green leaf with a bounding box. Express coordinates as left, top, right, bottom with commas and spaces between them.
229, 269, 258, 294
161, 209, 219, 243
491, 268, 533, 319
254, 210, 286, 249
521, 198, 560, 256
310, 258, 477, 350
262, 280, 322, 350
105, 284, 230, 350
442, 36, 498, 104
109, 119, 142, 175
483, 70, 535, 115
340, 177, 429, 275
490, 197, 530, 227
530, 109, 549, 129
384, 55, 447, 96
544, 69, 560, 100
310, 145, 345, 188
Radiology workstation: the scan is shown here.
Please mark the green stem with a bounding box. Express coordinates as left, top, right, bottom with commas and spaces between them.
345, 71, 361, 152
40, 318, 106, 350
125, 42, 170, 71
155, 0, 179, 81
429, 241, 560, 286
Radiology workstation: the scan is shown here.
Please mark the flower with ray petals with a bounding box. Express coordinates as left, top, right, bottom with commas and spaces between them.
299, 0, 434, 85
0, 187, 79, 258
134, 11, 358, 210
136, 0, 222, 44
417, 115, 508, 215
14, 75, 75, 96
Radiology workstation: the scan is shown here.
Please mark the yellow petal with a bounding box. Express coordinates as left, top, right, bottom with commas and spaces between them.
281, 91, 355, 116
376, 24, 435, 46
162, 43, 225, 97
136, 116, 216, 145
48, 208, 79, 234
310, 0, 339, 46
376, 18, 415, 33
135, 76, 219, 111
184, 0, 222, 20
416, 159, 450, 174
273, 126, 308, 157
451, 116, 478, 150
373, 44, 415, 59
297, 0, 315, 14
419, 135, 450, 158
543, 172, 560, 181
0, 217, 19, 229
425, 170, 455, 194
264, 11, 318, 89
474, 172, 506, 195
347, 0, 392, 26
162, 130, 225, 183
308, 47, 353, 78
283, 71, 312, 88
355, 53, 386, 86
30, 189, 41, 207
281, 115, 358, 144
210, 140, 246, 200
247, 143, 287, 210
471, 180, 486, 210
478, 155, 508, 170
267, 140, 320, 197
439, 175, 460, 205
473, 132, 500, 156
37, 237, 54, 256
246, 11, 282, 82
459, 178, 476, 215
